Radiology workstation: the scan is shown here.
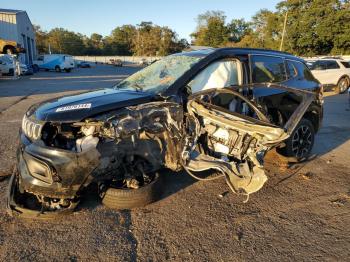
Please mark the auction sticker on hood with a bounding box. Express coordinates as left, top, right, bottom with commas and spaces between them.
56, 103, 92, 112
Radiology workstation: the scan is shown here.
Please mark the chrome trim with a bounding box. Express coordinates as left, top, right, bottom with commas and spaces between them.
21, 114, 43, 140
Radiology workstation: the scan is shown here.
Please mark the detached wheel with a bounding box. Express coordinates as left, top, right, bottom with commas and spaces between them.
336, 77, 349, 94
279, 118, 315, 161
55, 65, 61, 72
100, 173, 163, 210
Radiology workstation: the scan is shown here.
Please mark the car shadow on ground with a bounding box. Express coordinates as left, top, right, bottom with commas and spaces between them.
312, 93, 350, 158
75, 170, 198, 212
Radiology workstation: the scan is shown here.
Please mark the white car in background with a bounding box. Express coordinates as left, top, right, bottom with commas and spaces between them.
310, 59, 350, 93
0, 54, 14, 75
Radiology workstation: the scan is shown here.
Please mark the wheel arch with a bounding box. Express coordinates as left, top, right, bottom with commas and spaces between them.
338, 74, 350, 84
2, 44, 16, 54
303, 107, 321, 132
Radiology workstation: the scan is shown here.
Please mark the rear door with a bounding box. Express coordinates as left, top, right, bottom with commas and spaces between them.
311, 60, 333, 85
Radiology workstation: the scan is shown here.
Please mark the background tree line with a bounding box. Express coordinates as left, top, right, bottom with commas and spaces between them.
35, 22, 189, 56
191, 0, 350, 56
35, 0, 350, 57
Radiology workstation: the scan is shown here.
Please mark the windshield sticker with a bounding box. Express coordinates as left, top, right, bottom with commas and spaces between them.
56, 103, 91, 112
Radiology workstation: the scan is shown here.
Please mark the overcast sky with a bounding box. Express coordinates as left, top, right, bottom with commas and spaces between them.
2, 0, 280, 39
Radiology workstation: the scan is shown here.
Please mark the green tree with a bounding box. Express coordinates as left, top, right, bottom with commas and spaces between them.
132, 22, 187, 56
47, 28, 85, 55
106, 25, 136, 55
191, 11, 229, 47
33, 25, 48, 54
276, 0, 350, 55
227, 18, 250, 43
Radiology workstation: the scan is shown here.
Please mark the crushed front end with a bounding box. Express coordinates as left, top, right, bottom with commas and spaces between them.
8, 102, 184, 218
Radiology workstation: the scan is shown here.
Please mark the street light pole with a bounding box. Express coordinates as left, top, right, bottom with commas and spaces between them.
280, 11, 288, 51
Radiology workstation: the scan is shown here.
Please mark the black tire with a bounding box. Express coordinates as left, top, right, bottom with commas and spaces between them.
33, 64, 39, 72
101, 173, 163, 210
5, 47, 15, 55
64, 68, 71, 73
55, 65, 61, 72
336, 77, 349, 94
280, 118, 315, 160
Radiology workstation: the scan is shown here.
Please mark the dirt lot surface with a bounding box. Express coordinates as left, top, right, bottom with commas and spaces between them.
0, 65, 349, 261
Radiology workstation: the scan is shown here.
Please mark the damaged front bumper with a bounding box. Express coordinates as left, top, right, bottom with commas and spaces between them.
7, 133, 100, 218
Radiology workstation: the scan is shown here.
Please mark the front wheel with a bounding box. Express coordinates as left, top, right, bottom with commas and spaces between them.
64, 68, 71, 73
279, 118, 315, 161
55, 65, 61, 72
100, 172, 163, 210
336, 77, 349, 94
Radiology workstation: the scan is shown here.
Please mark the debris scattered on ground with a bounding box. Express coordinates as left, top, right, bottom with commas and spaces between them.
301, 172, 316, 180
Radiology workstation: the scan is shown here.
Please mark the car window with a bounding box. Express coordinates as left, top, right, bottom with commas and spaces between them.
286, 60, 298, 79
289, 60, 315, 81
325, 60, 340, 69
311, 61, 327, 70
251, 55, 286, 83
341, 61, 350, 68
37, 56, 44, 61
188, 59, 241, 93
114, 54, 201, 94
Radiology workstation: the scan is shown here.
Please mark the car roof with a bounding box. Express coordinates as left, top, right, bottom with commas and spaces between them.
313, 58, 344, 62
180, 47, 304, 62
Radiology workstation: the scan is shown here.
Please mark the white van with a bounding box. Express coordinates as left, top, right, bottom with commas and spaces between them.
0, 54, 14, 75
33, 54, 74, 72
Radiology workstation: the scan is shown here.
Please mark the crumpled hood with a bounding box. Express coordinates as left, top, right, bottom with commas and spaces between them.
31, 88, 154, 122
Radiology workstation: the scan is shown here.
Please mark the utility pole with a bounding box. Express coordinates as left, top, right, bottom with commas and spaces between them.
280, 11, 288, 51
48, 43, 51, 54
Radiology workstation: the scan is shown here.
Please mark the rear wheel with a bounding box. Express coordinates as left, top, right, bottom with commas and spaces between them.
336, 77, 349, 94
279, 118, 315, 161
55, 65, 61, 72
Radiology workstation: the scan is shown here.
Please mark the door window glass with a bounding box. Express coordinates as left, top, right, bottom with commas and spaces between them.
251, 55, 286, 83
288, 60, 315, 81
341, 61, 350, 68
325, 60, 340, 69
311, 61, 327, 70
286, 60, 298, 79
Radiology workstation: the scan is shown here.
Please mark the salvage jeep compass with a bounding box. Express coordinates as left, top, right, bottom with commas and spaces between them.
8, 48, 323, 218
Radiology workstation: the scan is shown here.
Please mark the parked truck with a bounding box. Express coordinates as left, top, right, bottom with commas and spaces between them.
33, 54, 75, 72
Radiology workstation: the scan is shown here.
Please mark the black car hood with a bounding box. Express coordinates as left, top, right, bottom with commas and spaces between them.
32, 88, 154, 122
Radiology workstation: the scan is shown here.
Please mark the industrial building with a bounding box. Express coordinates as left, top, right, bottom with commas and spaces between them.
0, 8, 36, 64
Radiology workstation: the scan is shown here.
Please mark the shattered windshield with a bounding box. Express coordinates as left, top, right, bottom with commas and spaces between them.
114, 55, 201, 94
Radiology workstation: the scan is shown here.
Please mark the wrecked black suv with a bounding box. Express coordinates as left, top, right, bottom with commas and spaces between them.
8, 48, 323, 218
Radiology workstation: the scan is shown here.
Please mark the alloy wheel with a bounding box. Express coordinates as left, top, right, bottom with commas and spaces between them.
291, 124, 313, 159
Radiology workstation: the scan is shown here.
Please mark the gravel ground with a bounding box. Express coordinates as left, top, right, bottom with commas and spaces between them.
0, 65, 349, 261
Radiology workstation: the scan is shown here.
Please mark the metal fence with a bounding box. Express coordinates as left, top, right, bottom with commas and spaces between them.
73, 55, 162, 65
